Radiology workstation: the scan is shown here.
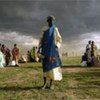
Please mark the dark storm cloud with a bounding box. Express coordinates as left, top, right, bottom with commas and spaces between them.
0, 0, 100, 53
0, 0, 100, 37
0, 0, 49, 36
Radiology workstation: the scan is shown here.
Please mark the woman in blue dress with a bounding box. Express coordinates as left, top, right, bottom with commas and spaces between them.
38, 16, 62, 89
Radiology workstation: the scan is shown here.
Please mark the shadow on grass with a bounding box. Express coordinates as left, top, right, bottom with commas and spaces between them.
0, 85, 99, 91
6, 64, 100, 69
62, 64, 100, 68
62, 64, 81, 68
75, 71, 100, 77
7, 66, 42, 70
66, 86, 100, 90
0, 86, 42, 91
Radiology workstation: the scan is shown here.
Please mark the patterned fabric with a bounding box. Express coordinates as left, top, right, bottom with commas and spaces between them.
41, 25, 62, 72
86, 44, 92, 63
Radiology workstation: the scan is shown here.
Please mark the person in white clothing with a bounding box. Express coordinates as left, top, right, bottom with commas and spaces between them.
0, 50, 5, 68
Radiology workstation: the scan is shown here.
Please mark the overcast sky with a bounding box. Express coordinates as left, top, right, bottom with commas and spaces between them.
0, 0, 100, 55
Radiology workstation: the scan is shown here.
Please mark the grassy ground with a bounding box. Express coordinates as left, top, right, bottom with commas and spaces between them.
0, 58, 100, 100
62, 56, 81, 65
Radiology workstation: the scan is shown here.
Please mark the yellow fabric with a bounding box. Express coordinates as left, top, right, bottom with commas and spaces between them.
54, 27, 62, 49
30, 48, 36, 59
92, 44, 97, 56
12, 47, 20, 64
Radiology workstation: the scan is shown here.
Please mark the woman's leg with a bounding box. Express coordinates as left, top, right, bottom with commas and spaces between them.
41, 77, 47, 89
49, 79, 54, 90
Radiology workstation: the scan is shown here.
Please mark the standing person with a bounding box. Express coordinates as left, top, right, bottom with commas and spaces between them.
1, 44, 7, 56
1, 44, 11, 66
12, 44, 20, 66
91, 41, 97, 57
86, 41, 92, 66
0, 43, 2, 50
6, 47, 11, 66
30, 46, 38, 62
91, 41, 97, 66
38, 16, 62, 90
27, 51, 31, 62
0, 49, 5, 68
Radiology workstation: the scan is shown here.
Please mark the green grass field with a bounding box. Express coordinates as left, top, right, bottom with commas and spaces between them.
0, 57, 100, 100
62, 56, 81, 65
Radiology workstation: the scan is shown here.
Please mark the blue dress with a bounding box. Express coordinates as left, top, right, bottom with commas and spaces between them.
41, 25, 61, 72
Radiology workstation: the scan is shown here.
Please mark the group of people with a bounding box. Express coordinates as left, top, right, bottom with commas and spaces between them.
1, 15, 100, 90
81, 40, 100, 67
0, 16, 62, 90
0, 44, 20, 68
27, 46, 40, 62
